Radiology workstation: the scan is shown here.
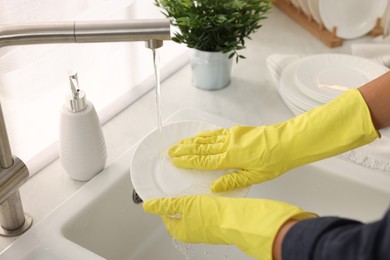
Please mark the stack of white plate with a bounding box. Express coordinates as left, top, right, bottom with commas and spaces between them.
294, 0, 388, 39
280, 53, 388, 116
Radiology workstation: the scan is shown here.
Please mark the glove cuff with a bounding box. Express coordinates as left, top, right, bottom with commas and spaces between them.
279, 89, 379, 172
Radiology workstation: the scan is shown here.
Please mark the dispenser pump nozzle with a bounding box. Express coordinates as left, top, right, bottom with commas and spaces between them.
67, 73, 87, 112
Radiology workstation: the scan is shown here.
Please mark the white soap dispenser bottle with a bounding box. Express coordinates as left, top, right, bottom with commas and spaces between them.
59, 73, 107, 181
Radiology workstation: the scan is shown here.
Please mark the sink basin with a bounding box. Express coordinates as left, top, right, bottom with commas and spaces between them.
21, 246, 72, 260
1, 109, 390, 259
61, 160, 164, 259
62, 155, 390, 260
61, 151, 250, 260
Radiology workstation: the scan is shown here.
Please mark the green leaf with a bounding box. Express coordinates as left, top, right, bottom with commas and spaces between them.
156, 0, 271, 63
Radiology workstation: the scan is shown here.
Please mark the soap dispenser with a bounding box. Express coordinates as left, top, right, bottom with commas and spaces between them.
59, 73, 107, 181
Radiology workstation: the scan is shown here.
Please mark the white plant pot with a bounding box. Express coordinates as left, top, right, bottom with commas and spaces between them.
189, 49, 233, 91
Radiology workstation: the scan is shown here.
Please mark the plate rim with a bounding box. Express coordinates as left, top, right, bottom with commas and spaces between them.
294, 53, 388, 103
318, 0, 388, 39
130, 120, 250, 200
280, 58, 323, 112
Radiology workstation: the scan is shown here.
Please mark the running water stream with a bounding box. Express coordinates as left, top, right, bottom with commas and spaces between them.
152, 49, 163, 159
151, 49, 231, 260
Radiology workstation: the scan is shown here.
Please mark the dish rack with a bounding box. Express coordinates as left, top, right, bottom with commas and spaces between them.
273, 0, 384, 48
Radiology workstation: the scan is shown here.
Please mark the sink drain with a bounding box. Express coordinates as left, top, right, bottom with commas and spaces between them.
132, 189, 143, 204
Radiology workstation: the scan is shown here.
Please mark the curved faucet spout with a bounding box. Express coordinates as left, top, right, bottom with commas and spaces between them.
0, 19, 171, 47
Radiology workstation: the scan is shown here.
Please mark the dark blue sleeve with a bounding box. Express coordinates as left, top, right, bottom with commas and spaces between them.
282, 208, 390, 260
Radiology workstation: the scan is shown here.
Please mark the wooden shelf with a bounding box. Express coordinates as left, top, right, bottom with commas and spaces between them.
273, 0, 383, 48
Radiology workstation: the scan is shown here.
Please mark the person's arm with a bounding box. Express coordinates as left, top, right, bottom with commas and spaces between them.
169, 88, 379, 193
359, 71, 390, 129
273, 72, 390, 260
273, 220, 298, 260
278, 209, 390, 260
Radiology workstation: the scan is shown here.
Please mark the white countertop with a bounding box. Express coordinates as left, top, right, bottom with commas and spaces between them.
0, 7, 382, 252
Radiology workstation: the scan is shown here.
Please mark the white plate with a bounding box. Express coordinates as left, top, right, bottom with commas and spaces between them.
280, 59, 323, 112
279, 89, 306, 116
298, 0, 310, 16
308, 0, 321, 24
295, 54, 388, 103
131, 121, 249, 200
319, 0, 387, 39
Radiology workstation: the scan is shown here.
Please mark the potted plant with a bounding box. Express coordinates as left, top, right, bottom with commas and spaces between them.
155, 0, 271, 90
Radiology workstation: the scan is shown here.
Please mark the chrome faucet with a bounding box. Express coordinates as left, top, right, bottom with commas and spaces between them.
0, 19, 170, 236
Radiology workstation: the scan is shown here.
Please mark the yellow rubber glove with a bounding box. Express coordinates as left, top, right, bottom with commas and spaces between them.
143, 195, 316, 260
169, 89, 379, 192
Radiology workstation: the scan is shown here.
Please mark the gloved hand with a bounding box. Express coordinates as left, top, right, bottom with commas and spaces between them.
143, 195, 316, 260
169, 89, 379, 192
